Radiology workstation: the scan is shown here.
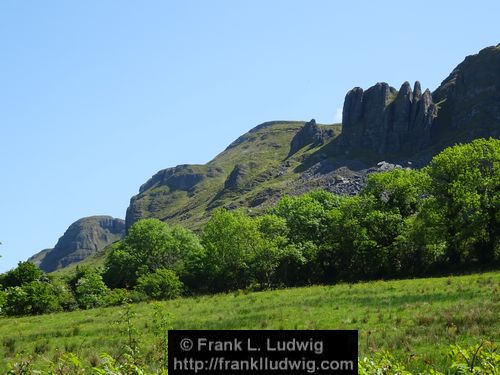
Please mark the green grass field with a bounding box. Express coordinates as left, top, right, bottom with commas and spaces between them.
0, 271, 498, 373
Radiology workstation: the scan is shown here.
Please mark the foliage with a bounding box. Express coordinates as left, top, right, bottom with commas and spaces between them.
74, 271, 109, 309
362, 168, 429, 216
425, 138, 500, 265
135, 268, 183, 300
358, 341, 499, 374
0, 261, 43, 289
199, 208, 268, 292
4, 281, 61, 316
271, 190, 344, 245
100, 288, 130, 307
104, 219, 203, 288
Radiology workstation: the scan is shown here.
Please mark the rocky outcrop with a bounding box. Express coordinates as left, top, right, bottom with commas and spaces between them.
432, 45, 500, 139
32, 216, 125, 272
341, 81, 437, 154
288, 119, 335, 156
126, 164, 226, 229
138, 165, 214, 193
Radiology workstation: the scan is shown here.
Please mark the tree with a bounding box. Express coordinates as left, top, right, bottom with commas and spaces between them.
362, 168, 429, 217
0, 261, 43, 289
104, 219, 203, 288
425, 138, 500, 264
75, 272, 109, 309
200, 209, 267, 292
4, 281, 61, 316
135, 268, 183, 300
321, 195, 405, 281
271, 190, 345, 245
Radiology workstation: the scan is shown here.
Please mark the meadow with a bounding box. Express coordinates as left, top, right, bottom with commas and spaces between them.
0, 271, 498, 373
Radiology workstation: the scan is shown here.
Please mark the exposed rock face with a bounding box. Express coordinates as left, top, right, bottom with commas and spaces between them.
432, 45, 500, 139
288, 119, 328, 155
138, 165, 209, 193
125, 164, 225, 229
341, 81, 437, 154
32, 216, 125, 272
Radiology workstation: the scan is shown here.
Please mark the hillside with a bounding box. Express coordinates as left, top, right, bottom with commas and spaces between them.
1, 272, 497, 373
125, 45, 500, 231
29, 216, 125, 272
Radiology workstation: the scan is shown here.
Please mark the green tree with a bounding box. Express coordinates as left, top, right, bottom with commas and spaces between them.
104, 219, 203, 288
271, 190, 345, 245
0, 261, 43, 288
75, 272, 109, 309
362, 168, 429, 217
425, 138, 500, 264
200, 209, 266, 292
135, 268, 183, 300
4, 281, 61, 316
321, 195, 404, 281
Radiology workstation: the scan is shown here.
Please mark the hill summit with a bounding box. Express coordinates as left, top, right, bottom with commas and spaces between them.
29, 216, 125, 272
125, 45, 500, 231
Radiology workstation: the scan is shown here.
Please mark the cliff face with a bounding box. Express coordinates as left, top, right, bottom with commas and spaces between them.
340, 44, 500, 155
432, 45, 500, 139
341, 81, 438, 154
124, 46, 500, 232
30, 216, 125, 272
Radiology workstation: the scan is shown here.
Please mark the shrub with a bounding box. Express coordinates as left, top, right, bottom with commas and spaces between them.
4, 281, 61, 316
75, 272, 109, 309
135, 269, 183, 300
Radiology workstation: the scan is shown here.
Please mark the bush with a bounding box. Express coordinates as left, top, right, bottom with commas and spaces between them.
75, 272, 109, 309
4, 281, 61, 316
0, 289, 6, 315
135, 269, 183, 300
0, 261, 43, 288
101, 288, 130, 307
104, 219, 203, 289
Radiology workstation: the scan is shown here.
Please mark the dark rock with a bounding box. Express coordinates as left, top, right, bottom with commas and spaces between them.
432, 45, 500, 139
288, 119, 326, 156
340, 79, 438, 154
139, 165, 207, 193
34, 216, 125, 272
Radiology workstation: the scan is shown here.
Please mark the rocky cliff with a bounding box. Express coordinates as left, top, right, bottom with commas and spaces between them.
124, 45, 499, 232
432, 44, 500, 139
340, 81, 437, 154
29, 216, 125, 272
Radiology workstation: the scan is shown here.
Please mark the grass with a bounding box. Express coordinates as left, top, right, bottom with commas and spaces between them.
0, 271, 498, 372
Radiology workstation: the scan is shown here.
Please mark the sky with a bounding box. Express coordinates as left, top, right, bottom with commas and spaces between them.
1, 1, 499, 272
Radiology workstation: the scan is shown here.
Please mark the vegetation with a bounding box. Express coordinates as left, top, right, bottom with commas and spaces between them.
0, 138, 498, 372
0, 272, 498, 373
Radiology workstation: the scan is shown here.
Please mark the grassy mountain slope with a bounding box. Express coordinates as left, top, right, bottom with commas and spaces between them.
126, 121, 342, 231
125, 46, 500, 234
0, 271, 498, 373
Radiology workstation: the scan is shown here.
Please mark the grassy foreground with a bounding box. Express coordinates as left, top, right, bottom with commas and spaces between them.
0, 272, 498, 373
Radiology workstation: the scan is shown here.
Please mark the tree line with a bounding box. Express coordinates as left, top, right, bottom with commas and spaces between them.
0, 138, 498, 316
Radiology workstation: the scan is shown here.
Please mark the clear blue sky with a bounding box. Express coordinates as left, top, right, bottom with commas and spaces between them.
1, 1, 498, 272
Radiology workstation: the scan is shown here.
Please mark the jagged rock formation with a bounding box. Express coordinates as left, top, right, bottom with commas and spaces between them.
29, 216, 125, 272
288, 119, 334, 156
341, 81, 438, 154
28, 45, 499, 271
432, 45, 500, 139
123, 45, 499, 234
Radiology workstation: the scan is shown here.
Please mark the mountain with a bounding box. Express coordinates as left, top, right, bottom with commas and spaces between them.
125, 45, 500, 231
29, 216, 125, 272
